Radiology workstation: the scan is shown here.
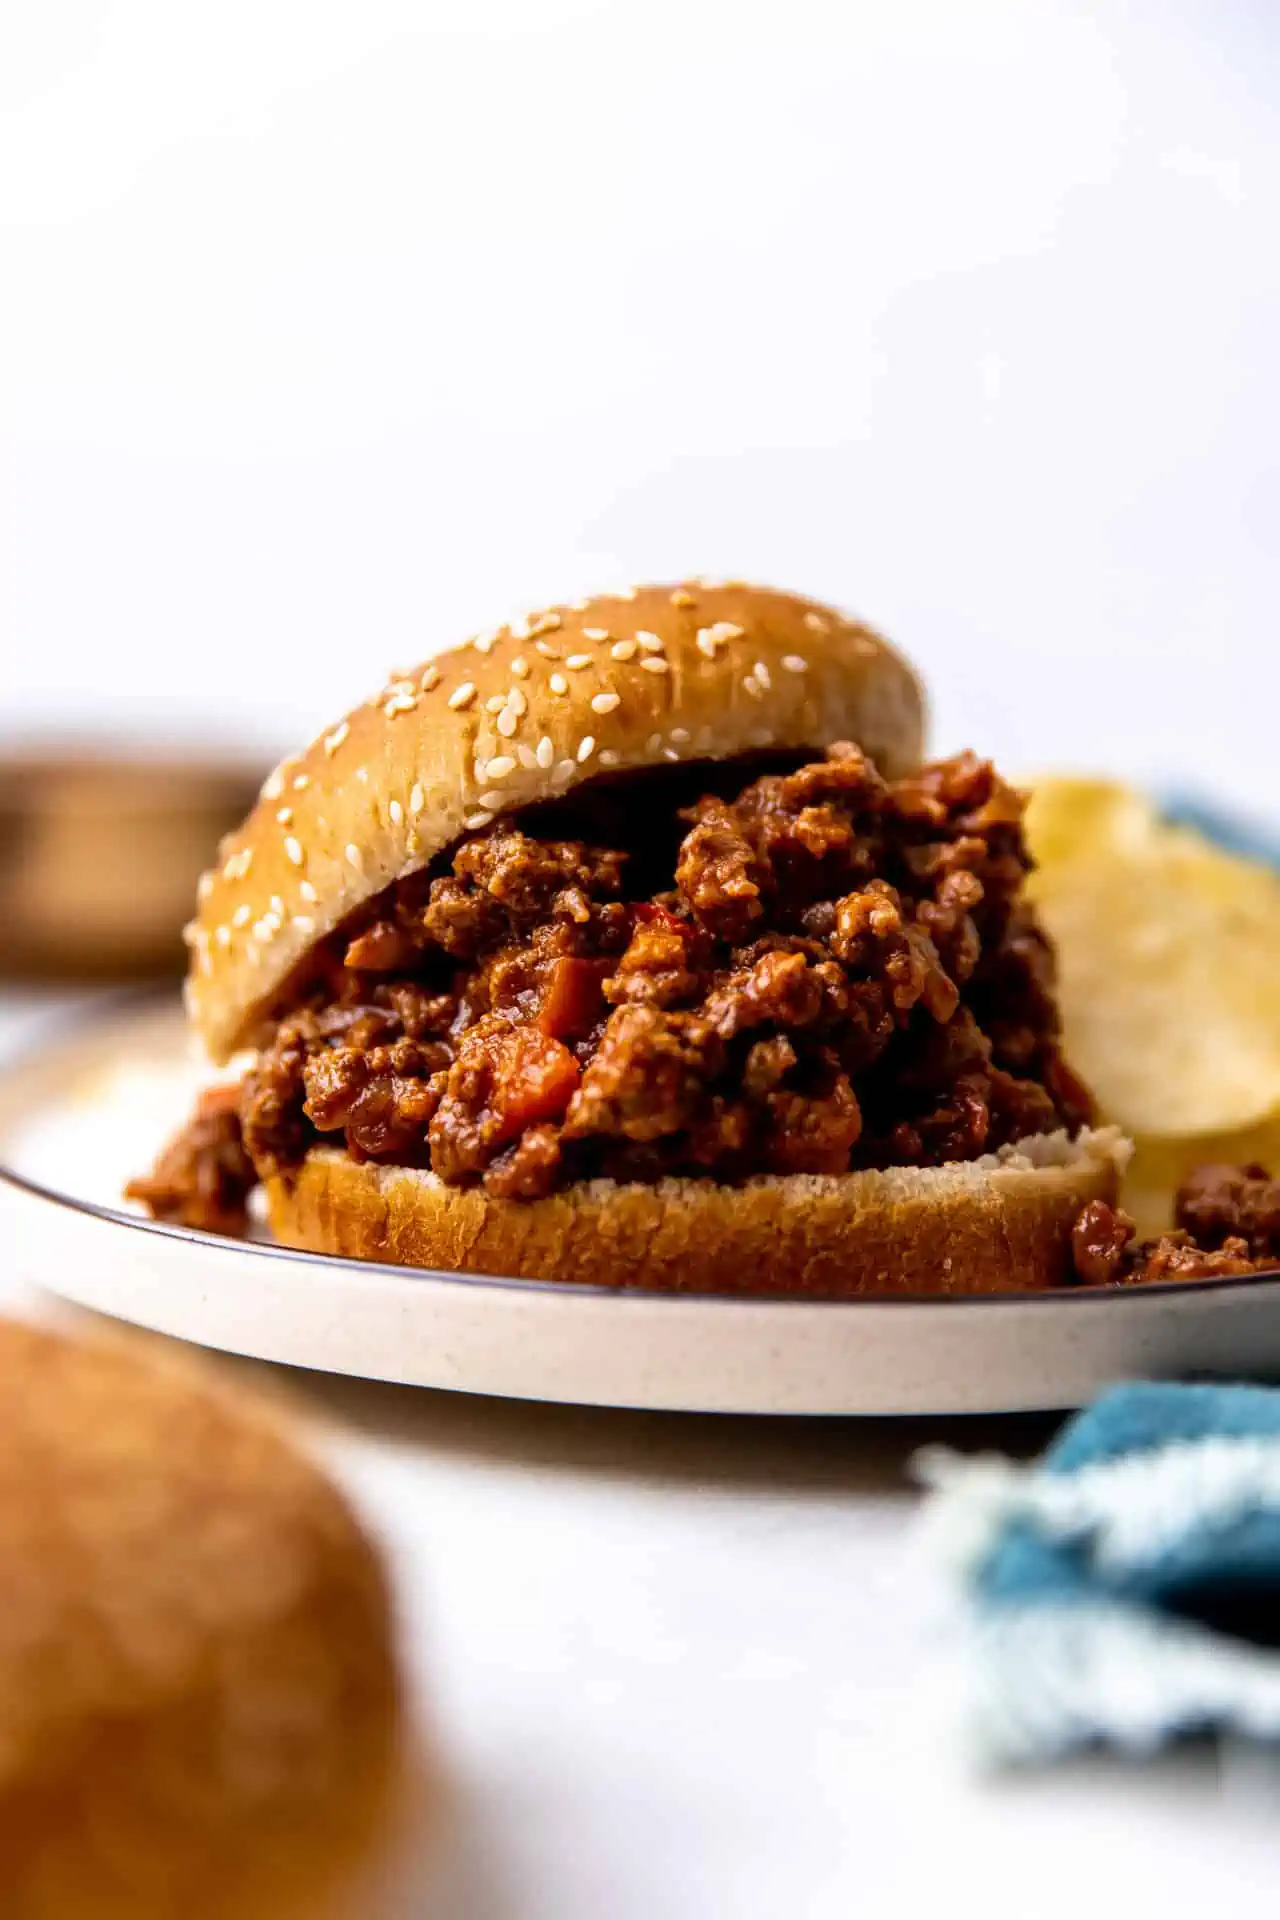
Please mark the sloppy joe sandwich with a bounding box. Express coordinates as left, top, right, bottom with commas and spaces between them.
129, 582, 1126, 1294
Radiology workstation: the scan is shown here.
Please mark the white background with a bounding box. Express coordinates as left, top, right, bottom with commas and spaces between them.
3, 0, 1279, 805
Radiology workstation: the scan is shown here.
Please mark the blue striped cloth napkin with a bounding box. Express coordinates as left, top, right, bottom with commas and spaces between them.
917, 1383, 1280, 1763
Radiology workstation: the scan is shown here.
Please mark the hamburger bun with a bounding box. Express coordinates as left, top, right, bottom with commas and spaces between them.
186, 582, 924, 1062
0, 1318, 404, 1919
266, 1127, 1130, 1296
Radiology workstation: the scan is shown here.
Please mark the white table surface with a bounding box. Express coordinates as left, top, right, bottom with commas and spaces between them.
4, 989, 1280, 1919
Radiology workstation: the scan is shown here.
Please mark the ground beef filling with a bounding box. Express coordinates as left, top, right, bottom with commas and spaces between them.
131, 746, 1096, 1234
1072, 1165, 1280, 1286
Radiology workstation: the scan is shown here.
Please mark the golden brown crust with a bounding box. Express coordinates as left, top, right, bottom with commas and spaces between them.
0, 1319, 402, 1920
266, 1128, 1129, 1297
187, 582, 924, 1061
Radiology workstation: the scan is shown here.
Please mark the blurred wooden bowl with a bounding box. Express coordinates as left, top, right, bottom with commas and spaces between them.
0, 754, 263, 980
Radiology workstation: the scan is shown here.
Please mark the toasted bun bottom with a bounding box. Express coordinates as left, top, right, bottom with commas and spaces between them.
265, 1127, 1130, 1296
0, 1319, 405, 1920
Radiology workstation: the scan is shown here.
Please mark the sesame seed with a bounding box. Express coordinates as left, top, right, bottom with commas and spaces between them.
636, 630, 663, 653
323, 721, 349, 755
853, 635, 877, 657
181, 919, 198, 945
640, 656, 669, 674
569, 599, 590, 611
276, 807, 293, 825
670, 726, 690, 743
646, 733, 662, 753
448, 682, 477, 711
197, 873, 214, 900
410, 783, 425, 812
803, 611, 828, 633
270, 894, 284, 916
598, 748, 620, 767
611, 639, 637, 661
285, 836, 304, 866
614, 586, 638, 600
389, 799, 404, 825
215, 925, 231, 948
663, 748, 680, 763
496, 707, 520, 738
507, 617, 531, 642
565, 654, 591, 671
591, 690, 621, 714
696, 632, 718, 659
753, 660, 772, 690
478, 791, 507, 810
465, 810, 494, 831
292, 772, 310, 790
781, 654, 808, 674
292, 915, 315, 934
485, 755, 516, 779
536, 736, 555, 769
473, 759, 488, 784
742, 675, 763, 700
583, 627, 610, 642
517, 744, 538, 770
507, 686, 528, 716
549, 673, 569, 696
345, 843, 364, 872
535, 639, 561, 659
485, 694, 508, 714
511, 655, 530, 679
530, 612, 563, 636
577, 735, 596, 763
252, 919, 273, 942
472, 630, 499, 654
384, 693, 417, 716
232, 904, 251, 927
419, 663, 441, 691
261, 767, 286, 800
670, 589, 696, 608
552, 759, 576, 786
299, 879, 319, 903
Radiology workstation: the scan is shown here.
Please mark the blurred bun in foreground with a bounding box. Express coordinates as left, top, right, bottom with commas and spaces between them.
0, 755, 262, 979
0, 1319, 404, 1919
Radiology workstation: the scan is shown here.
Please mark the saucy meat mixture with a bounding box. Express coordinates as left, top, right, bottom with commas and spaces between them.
130, 745, 1097, 1236
1072, 1165, 1280, 1287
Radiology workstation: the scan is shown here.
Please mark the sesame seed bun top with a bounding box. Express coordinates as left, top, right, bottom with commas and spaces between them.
186, 581, 925, 1062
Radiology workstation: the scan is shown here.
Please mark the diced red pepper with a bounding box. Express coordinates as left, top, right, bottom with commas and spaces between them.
489, 1029, 581, 1140
537, 957, 611, 1039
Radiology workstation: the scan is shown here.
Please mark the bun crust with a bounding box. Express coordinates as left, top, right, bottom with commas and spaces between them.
265, 1128, 1129, 1297
0, 1319, 402, 1919
187, 582, 924, 1062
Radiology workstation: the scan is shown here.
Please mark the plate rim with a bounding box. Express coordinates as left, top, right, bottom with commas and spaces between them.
4, 991, 1278, 1313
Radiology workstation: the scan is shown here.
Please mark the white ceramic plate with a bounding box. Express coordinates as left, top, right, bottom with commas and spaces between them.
4, 998, 1280, 1415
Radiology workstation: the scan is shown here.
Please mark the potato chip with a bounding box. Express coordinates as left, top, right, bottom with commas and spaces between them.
1025, 779, 1280, 1139
1122, 1116, 1280, 1241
